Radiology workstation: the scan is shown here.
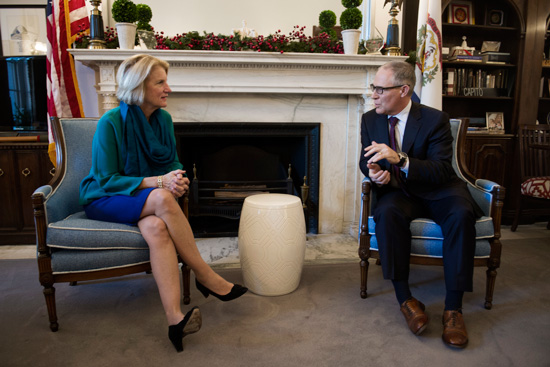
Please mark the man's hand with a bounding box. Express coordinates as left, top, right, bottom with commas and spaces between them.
367, 163, 391, 186
364, 141, 400, 165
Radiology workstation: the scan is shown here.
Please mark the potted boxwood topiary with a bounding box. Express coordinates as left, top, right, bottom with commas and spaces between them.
136, 3, 156, 49
340, 0, 363, 54
319, 10, 338, 39
112, 0, 137, 49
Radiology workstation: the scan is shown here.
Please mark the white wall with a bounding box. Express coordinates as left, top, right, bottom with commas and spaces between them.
99, 0, 399, 41
0, 0, 47, 5
0, 0, 399, 42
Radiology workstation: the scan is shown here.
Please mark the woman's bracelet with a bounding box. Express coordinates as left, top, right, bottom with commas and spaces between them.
157, 176, 163, 188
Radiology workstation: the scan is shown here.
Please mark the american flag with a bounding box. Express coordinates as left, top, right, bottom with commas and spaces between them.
46, 0, 90, 165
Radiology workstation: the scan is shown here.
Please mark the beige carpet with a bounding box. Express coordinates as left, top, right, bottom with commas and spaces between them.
2, 225, 549, 367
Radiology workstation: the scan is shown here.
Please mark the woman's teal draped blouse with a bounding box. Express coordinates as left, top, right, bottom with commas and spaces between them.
79, 103, 183, 206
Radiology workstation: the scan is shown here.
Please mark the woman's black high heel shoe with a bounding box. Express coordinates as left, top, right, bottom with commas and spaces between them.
168, 306, 202, 352
195, 279, 248, 302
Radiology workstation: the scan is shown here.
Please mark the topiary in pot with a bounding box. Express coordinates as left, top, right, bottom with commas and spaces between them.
136, 3, 152, 31
319, 10, 337, 38
340, 0, 363, 30
112, 0, 137, 49
340, 0, 363, 54
112, 0, 137, 24
340, 8, 363, 30
136, 3, 156, 49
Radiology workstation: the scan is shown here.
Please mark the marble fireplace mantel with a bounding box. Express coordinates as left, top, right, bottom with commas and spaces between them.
70, 49, 405, 236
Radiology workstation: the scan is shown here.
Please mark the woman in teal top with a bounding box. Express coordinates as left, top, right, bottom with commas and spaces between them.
80, 54, 247, 352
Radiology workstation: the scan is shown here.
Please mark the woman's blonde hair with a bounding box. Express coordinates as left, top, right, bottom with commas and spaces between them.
116, 54, 169, 105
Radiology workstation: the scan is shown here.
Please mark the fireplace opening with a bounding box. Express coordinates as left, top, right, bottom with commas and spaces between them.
175, 122, 320, 237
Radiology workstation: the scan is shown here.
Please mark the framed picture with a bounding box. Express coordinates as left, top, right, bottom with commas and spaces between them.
448, 1, 474, 25
486, 112, 504, 131
0, 6, 47, 56
487, 9, 505, 26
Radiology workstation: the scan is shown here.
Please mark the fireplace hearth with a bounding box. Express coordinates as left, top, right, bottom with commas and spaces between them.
175, 122, 320, 237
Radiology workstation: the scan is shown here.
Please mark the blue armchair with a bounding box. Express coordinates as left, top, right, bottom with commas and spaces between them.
359, 118, 505, 309
32, 118, 191, 332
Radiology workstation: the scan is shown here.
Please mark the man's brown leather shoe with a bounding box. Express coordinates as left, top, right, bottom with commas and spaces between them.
442, 310, 468, 348
400, 297, 429, 335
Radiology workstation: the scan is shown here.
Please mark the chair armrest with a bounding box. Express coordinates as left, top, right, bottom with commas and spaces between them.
33, 185, 53, 200
361, 177, 372, 204
32, 187, 51, 258
475, 179, 500, 192
464, 177, 505, 218
360, 177, 372, 238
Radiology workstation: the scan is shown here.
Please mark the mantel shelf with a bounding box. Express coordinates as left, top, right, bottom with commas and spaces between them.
70, 49, 405, 97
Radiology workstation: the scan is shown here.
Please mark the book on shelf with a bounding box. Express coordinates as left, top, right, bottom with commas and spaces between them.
444, 66, 514, 97
443, 68, 456, 96
448, 55, 483, 62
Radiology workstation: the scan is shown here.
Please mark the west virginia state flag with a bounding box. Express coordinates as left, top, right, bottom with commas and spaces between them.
414, 0, 442, 110
46, 0, 89, 166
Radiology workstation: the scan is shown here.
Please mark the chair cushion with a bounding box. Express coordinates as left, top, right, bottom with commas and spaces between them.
368, 237, 492, 258
367, 216, 494, 258
50, 248, 150, 274
47, 212, 148, 250
521, 177, 550, 199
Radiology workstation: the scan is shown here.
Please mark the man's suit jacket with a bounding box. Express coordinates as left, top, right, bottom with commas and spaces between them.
359, 101, 471, 203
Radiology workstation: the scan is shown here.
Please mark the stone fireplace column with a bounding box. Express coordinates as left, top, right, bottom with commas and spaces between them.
97, 61, 119, 115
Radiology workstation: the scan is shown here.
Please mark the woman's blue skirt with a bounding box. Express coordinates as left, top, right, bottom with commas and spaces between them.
84, 188, 156, 226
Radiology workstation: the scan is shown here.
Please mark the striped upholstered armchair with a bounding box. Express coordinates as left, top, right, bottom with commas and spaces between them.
32, 118, 191, 332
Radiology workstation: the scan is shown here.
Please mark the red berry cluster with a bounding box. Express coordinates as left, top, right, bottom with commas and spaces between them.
155, 26, 343, 54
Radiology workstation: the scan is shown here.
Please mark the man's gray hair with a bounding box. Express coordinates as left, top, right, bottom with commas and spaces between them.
380, 60, 416, 96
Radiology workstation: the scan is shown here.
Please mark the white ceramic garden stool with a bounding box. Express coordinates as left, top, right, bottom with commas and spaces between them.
238, 193, 306, 296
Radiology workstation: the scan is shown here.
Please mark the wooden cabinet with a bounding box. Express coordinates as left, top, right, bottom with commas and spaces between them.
0, 142, 55, 245
462, 133, 514, 190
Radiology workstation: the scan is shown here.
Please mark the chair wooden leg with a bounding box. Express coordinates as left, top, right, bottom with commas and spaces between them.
181, 264, 191, 305
360, 260, 369, 299
43, 285, 59, 332
484, 266, 497, 310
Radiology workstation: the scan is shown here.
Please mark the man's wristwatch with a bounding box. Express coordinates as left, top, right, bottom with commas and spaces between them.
396, 152, 408, 168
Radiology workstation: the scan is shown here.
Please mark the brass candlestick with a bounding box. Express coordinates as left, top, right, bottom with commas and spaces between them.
88, 0, 106, 49
384, 0, 403, 56
301, 176, 309, 233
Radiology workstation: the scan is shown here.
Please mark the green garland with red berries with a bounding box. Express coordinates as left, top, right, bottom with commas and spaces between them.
75, 25, 348, 54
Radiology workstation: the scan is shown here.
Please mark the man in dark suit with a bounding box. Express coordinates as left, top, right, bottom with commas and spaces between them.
359, 60, 477, 348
